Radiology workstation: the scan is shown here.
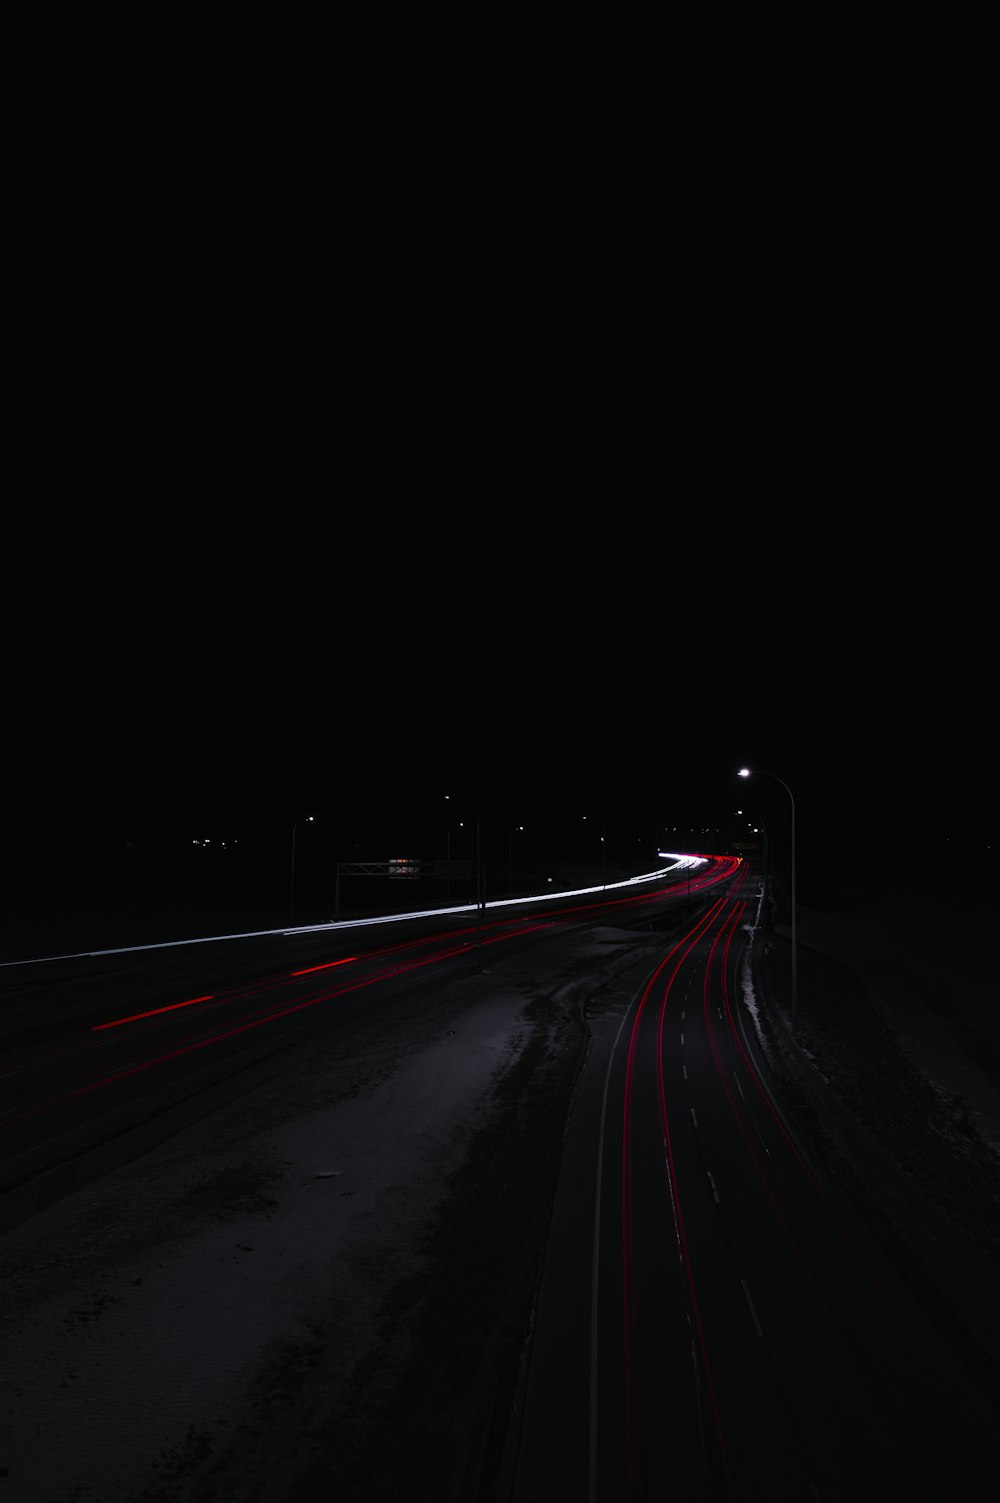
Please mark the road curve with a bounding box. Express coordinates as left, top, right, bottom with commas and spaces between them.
501, 866, 998, 1502
1, 858, 726, 1234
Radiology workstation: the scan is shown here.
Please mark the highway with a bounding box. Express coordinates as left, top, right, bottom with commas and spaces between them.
4, 854, 996, 1501
502, 861, 998, 1502
0, 855, 720, 1234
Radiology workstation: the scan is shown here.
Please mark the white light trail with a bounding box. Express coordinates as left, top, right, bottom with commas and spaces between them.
1, 855, 709, 967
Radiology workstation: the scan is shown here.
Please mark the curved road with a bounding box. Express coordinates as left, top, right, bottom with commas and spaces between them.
502, 865, 998, 1502
1, 857, 723, 1233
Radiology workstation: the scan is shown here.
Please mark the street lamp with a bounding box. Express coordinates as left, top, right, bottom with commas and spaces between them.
507, 824, 524, 896
739, 768, 796, 1019
753, 820, 769, 894
446, 820, 464, 903
582, 815, 606, 891
290, 815, 314, 924
736, 808, 769, 894
445, 794, 482, 942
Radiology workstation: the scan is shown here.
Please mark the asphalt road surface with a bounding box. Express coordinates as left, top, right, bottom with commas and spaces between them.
3, 857, 997, 1501
500, 865, 998, 1501
1, 861, 719, 1233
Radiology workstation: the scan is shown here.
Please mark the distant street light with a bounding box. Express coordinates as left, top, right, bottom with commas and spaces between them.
289, 815, 314, 924
583, 815, 607, 891
445, 794, 482, 944
736, 807, 769, 893
751, 819, 769, 894
739, 768, 796, 1019
446, 820, 464, 903
508, 824, 524, 896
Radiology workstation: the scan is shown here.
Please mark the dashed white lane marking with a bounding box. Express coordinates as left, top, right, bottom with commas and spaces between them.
741, 1277, 763, 1336
690, 1107, 698, 1127
706, 1170, 720, 1204
589, 993, 639, 1503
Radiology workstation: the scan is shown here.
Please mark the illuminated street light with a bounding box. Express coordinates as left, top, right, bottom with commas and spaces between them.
508, 824, 524, 896
753, 820, 769, 894
290, 815, 315, 924
445, 794, 482, 944
446, 820, 464, 903
583, 815, 607, 893
739, 768, 796, 1019
736, 807, 769, 894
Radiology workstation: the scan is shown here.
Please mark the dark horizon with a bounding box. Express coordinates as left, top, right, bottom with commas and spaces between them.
9, 11, 993, 960
3, 813, 994, 965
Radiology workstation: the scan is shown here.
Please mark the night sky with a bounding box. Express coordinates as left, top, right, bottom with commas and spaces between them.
8, 10, 993, 928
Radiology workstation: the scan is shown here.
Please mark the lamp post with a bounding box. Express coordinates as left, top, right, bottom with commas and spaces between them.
736, 808, 769, 895
290, 815, 314, 924
507, 824, 524, 896
446, 820, 464, 903
751, 820, 769, 896
739, 768, 796, 1019
445, 794, 482, 942
582, 815, 607, 891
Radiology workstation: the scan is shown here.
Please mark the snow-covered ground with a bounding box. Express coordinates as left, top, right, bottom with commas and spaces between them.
0, 889, 673, 1502
792, 881, 1000, 1156
1, 982, 529, 1498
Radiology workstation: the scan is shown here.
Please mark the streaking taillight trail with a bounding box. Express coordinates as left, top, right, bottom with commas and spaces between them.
620, 887, 741, 1499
